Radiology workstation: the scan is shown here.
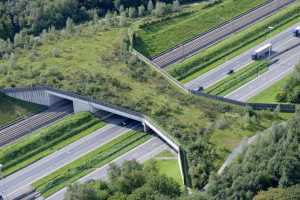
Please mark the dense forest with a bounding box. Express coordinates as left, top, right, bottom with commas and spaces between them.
206, 111, 300, 199
0, 0, 198, 40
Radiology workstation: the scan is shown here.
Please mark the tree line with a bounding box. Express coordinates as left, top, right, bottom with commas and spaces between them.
0, 0, 199, 41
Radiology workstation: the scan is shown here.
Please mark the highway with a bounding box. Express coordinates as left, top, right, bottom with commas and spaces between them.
152, 0, 295, 68
0, 100, 73, 147
0, 116, 140, 200
46, 137, 171, 200
226, 42, 300, 101
185, 22, 300, 91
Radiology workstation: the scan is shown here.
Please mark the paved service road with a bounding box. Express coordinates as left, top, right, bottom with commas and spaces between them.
46, 137, 172, 200
1, 116, 139, 200
153, 0, 295, 68
185, 22, 300, 90
226, 42, 300, 101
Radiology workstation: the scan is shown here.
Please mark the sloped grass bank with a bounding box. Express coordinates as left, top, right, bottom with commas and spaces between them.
0, 93, 43, 127
135, 0, 265, 57
0, 112, 105, 177
33, 131, 150, 197
169, 2, 300, 82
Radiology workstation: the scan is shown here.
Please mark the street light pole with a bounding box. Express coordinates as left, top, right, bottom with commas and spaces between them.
267, 26, 274, 58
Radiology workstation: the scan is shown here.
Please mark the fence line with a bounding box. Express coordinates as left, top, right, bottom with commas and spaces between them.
191, 90, 296, 113
131, 49, 190, 94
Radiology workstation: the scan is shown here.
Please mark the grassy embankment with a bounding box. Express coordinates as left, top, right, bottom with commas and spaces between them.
134, 0, 265, 57
168, 1, 300, 83
0, 112, 105, 177
248, 74, 292, 103
33, 131, 150, 197
205, 61, 269, 96
0, 93, 43, 127
0, 23, 288, 187
147, 150, 182, 187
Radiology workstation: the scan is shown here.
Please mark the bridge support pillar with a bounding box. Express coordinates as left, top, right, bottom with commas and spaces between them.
143, 123, 148, 133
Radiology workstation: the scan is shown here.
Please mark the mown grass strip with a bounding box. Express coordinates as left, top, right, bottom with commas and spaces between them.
33, 131, 151, 197
0, 112, 105, 177
205, 61, 269, 96
168, 2, 300, 83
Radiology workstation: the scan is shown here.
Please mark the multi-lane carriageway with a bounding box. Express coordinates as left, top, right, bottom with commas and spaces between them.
185, 22, 300, 101
152, 0, 295, 68
0, 113, 172, 200
0, 100, 73, 147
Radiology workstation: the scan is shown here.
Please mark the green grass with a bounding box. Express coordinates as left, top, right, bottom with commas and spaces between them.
0, 93, 43, 127
168, 1, 300, 83
248, 74, 292, 103
0, 112, 105, 177
134, 0, 265, 57
33, 131, 151, 197
205, 61, 269, 96
146, 150, 183, 187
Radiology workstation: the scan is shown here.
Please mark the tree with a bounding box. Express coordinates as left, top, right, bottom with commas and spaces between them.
138, 5, 146, 17
147, 0, 154, 13
119, 12, 127, 27
128, 7, 137, 18
154, 1, 167, 17
66, 18, 75, 34
172, 0, 181, 12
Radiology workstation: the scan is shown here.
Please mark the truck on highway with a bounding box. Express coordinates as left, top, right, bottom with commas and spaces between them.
251, 43, 272, 60
293, 26, 300, 37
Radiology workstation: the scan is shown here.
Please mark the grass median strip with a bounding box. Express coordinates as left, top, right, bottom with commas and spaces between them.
168, 1, 300, 83
0, 112, 105, 177
205, 61, 269, 96
33, 130, 151, 197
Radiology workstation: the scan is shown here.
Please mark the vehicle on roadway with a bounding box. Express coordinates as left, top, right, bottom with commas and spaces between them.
251, 43, 272, 60
227, 69, 234, 75
293, 26, 300, 37
192, 86, 204, 92
120, 118, 132, 127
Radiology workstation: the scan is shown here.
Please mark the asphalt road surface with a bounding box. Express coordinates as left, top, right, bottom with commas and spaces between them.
0, 116, 139, 200
46, 136, 172, 200
185, 22, 300, 91
226, 41, 300, 101
153, 0, 295, 68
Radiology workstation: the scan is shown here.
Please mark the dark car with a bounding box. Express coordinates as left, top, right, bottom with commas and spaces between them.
120, 119, 132, 127
0, 195, 3, 200
227, 69, 234, 75
192, 86, 204, 92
